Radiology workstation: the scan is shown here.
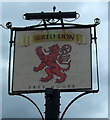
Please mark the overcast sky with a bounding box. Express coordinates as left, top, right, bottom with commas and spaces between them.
0, 1, 2, 119
0, 1, 108, 119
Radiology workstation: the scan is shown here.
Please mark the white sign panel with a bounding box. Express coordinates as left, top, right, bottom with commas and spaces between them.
13, 28, 92, 92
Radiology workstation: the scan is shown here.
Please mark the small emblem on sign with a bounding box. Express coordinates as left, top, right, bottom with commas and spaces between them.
34, 44, 72, 83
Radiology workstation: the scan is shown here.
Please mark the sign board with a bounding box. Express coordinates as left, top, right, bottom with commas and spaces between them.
12, 28, 92, 93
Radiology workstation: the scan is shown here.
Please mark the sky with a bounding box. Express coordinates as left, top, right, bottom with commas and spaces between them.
0, 1, 108, 119
0, 1, 2, 119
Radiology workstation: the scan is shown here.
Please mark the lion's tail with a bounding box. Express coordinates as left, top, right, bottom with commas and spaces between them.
59, 60, 71, 71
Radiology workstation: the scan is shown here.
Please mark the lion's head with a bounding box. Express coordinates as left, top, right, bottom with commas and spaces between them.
49, 44, 60, 52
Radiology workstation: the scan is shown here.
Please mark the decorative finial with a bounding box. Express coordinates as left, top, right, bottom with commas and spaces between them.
6, 22, 12, 29
94, 18, 101, 25
53, 6, 56, 12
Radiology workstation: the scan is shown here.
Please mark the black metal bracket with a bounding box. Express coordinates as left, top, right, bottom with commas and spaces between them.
16, 94, 44, 120
7, 17, 100, 94
22, 6, 78, 29
60, 90, 99, 120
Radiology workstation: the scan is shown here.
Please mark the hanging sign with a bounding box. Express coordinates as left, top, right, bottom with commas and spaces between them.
13, 28, 92, 93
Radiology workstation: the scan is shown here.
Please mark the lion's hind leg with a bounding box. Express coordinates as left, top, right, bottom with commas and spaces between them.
40, 67, 54, 82
51, 68, 67, 83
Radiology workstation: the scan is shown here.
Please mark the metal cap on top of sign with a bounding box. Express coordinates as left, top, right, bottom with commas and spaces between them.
8, 8, 100, 94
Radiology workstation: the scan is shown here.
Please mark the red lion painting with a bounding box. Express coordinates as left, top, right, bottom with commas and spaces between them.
34, 44, 72, 83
